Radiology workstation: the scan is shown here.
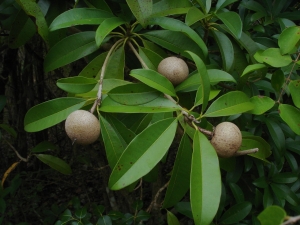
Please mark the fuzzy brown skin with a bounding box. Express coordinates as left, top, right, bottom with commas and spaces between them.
157, 56, 189, 85
210, 122, 242, 158
65, 110, 100, 145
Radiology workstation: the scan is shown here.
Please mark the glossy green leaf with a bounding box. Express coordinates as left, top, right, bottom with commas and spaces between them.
257, 205, 286, 225
203, 91, 253, 117
216, 11, 242, 39
279, 104, 300, 135
108, 83, 160, 105
75, 206, 87, 219
271, 70, 285, 92
49, 8, 113, 31
56, 77, 98, 94
108, 118, 177, 190
16, 0, 48, 43
0, 124, 17, 138
24, 98, 86, 132
191, 131, 221, 225
185, 6, 208, 26
84, 0, 112, 12
272, 172, 298, 184
8, 9, 36, 48
44, 32, 98, 72
258, 48, 293, 67
138, 47, 164, 70
151, 0, 192, 18
130, 114, 153, 134
175, 202, 193, 219
216, 0, 238, 11
288, 80, 300, 108
271, 183, 300, 206
228, 183, 244, 203
211, 30, 234, 71
78, 51, 108, 78
163, 133, 192, 208
30, 141, 57, 153
143, 30, 206, 60
96, 215, 112, 225
130, 69, 176, 97
196, 0, 211, 13
195, 90, 220, 107
104, 45, 125, 79
208, 69, 237, 84
248, 96, 275, 115
100, 115, 126, 168
278, 26, 300, 55
95, 17, 125, 47
148, 17, 208, 59
36, 154, 71, 175
220, 202, 252, 224
265, 118, 285, 150
126, 0, 152, 27
167, 210, 180, 225
240, 1, 266, 14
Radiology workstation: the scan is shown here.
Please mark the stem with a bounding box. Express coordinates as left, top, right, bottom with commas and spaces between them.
146, 181, 169, 213
4, 139, 28, 162
90, 38, 125, 114
234, 148, 259, 156
282, 215, 300, 225
128, 41, 149, 69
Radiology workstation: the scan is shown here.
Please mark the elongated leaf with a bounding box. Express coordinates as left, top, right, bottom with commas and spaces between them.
104, 45, 125, 79
108, 83, 160, 105
126, 0, 152, 27
257, 205, 286, 225
99, 115, 127, 168
84, 0, 112, 12
130, 69, 176, 97
95, 17, 125, 47
44, 32, 98, 72
220, 202, 252, 224
203, 91, 253, 117
248, 96, 275, 115
143, 30, 205, 60
0, 124, 17, 138
163, 133, 192, 208
208, 69, 236, 84
167, 210, 180, 225
278, 26, 300, 55
108, 118, 177, 190
36, 154, 72, 175
151, 0, 191, 17
49, 8, 113, 31
30, 141, 57, 153
24, 98, 86, 132
186, 51, 210, 113
288, 80, 300, 108
56, 77, 98, 94
241, 64, 267, 77
16, 0, 48, 43
216, 11, 242, 39
78, 51, 108, 78
185, 6, 208, 26
195, 90, 220, 107
138, 46, 164, 70
272, 172, 298, 184
148, 17, 208, 59
228, 183, 244, 203
271, 70, 285, 92
279, 104, 300, 135
216, 0, 238, 10
191, 131, 221, 225
211, 30, 234, 72
265, 118, 285, 150
130, 113, 153, 134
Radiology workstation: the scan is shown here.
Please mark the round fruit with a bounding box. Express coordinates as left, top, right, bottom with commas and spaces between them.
210, 122, 242, 158
157, 56, 189, 85
65, 110, 100, 145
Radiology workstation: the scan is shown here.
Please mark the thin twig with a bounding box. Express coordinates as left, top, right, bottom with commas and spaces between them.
234, 148, 259, 156
128, 41, 149, 69
4, 140, 28, 162
147, 181, 170, 213
282, 215, 300, 225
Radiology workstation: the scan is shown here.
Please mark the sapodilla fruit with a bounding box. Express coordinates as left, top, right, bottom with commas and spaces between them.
210, 122, 242, 158
65, 110, 100, 145
157, 56, 189, 85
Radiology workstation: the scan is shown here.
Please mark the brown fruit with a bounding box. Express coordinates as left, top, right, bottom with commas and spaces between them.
157, 56, 189, 85
65, 110, 100, 145
210, 122, 242, 158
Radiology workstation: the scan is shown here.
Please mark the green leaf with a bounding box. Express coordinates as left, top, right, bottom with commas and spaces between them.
167, 210, 180, 225
108, 83, 160, 105
271, 183, 300, 206
147, 17, 208, 59
163, 133, 192, 208
175, 202, 193, 219
216, 12, 242, 39
278, 26, 300, 55
216, 0, 238, 11
138, 47, 164, 70
0, 124, 17, 138
84, 0, 112, 12
195, 90, 221, 107
130, 69, 176, 97
220, 202, 252, 224
49, 8, 113, 31
191, 131, 221, 225
8, 9, 36, 48
241, 64, 268, 78
126, 0, 152, 27
108, 118, 177, 190
95, 17, 125, 47
211, 30, 234, 72
208, 69, 237, 84
257, 205, 286, 225
24, 98, 86, 132
279, 104, 300, 135
56, 77, 98, 94
99, 115, 127, 169
248, 96, 275, 115
129, 113, 153, 134
185, 6, 208, 26
271, 70, 285, 92
44, 32, 98, 72
30, 141, 57, 153
16, 0, 48, 43
288, 80, 300, 108
78, 51, 107, 78
265, 118, 286, 150
36, 154, 71, 175
143, 30, 206, 60
196, 0, 211, 13
228, 183, 244, 203
271, 172, 298, 184
186, 51, 210, 113
104, 45, 125, 79
96, 215, 112, 225
203, 91, 253, 117
151, 0, 191, 17
258, 48, 293, 67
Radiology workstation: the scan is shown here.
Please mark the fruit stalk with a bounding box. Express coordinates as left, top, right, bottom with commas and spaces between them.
234, 148, 259, 156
